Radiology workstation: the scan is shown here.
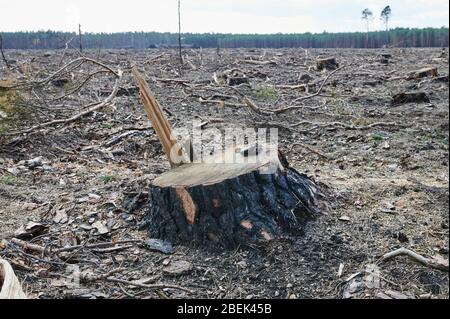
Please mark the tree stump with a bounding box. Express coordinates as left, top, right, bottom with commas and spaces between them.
132, 68, 325, 248
408, 67, 438, 80
316, 57, 339, 71
392, 91, 430, 105
146, 146, 325, 247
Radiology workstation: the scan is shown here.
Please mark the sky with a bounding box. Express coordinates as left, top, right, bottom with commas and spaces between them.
0, 0, 448, 34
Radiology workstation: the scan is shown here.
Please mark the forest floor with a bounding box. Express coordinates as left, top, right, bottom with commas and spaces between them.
0, 48, 448, 299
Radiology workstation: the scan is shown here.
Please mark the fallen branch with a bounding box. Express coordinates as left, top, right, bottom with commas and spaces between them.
7, 69, 123, 135
274, 65, 349, 114
291, 120, 402, 131
225, 85, 268, 115
9, 238, 50, 255
378, 247, 449, 272
90, 245, 134, 253
106, 277, 193, 294
199, 97, 245, 108
36, 57, 119, 86
275, 84, 308, 90
58, 36, 75, 66
290, 143, 330, 160
48, 69, 111, 102
238, 59, 277, 66
154, 78, 190, 85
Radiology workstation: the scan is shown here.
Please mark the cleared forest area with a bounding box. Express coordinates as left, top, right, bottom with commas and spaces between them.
0, 47, 449, 299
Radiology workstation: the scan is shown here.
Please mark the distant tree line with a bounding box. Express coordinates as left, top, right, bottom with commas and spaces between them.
0, 27, 448, 50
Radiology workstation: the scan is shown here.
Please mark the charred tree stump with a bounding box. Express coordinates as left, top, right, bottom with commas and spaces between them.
146, 147, 324, 247
132, 68, 325, 248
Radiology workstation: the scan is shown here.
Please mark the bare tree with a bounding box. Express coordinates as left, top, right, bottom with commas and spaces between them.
362, 8, 373, 33
79, 24, 83, 53
361, 8, 373, 47
178, 0, 183, 64
0, 33, 10, 68
381, 6, 392, 32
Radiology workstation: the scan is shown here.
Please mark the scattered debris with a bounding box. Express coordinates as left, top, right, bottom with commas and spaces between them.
163, 260, 192, 276
378, 247, 449, 272
213, 69, 250, 86
92, 221, 109, 236
14, 222, 48, 240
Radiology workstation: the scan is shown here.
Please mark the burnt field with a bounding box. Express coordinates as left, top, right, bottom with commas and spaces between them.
0, 48, 449, 299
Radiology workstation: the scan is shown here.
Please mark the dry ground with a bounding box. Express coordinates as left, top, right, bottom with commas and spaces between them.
0, 48, 448, 299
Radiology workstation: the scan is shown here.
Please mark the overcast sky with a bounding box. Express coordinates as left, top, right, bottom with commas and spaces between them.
0, 0, 448, 34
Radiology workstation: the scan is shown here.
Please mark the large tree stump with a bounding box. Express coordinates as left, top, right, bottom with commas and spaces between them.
146, 146, 325, 247
132, 68, 325, 247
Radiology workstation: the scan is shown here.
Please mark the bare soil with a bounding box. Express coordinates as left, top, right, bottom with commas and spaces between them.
0, 48, 448, 299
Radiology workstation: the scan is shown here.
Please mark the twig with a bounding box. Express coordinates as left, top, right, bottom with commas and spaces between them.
378, 247, 449, 272
58, 36, 75, 66
48, 69, 111, 102
36, 57, 119, 86
274, 65, 349, 114
55, 240, 142, 253
199, 97, 245, 107
80, 268, 126, 283
290, 143, 330, 160
90, 245, 134, 253
106, 277, 194, 294
238, 59, 277, 66
291, 120, 402, 131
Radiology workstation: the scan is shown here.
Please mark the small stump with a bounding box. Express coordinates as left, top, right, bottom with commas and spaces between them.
392, 91, 430, 105
316, 57, 339, 71
146, 146, 325, 247
408, 67, 438, 80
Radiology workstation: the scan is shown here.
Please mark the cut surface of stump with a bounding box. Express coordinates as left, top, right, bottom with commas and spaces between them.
146, 145, 325, 247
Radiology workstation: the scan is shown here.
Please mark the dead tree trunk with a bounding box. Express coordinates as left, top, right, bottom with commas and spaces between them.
177, 0, 183, 65
78, 24, 83, 53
